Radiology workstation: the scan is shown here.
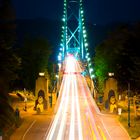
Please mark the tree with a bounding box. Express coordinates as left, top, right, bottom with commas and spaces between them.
94, 24, 140, 93
0, 0, 20, 85
0, 0, 21, 133
94, 43, 109, 93
19, 37, 53, 90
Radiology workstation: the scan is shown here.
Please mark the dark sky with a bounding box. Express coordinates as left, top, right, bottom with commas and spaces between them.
12, 0, 140, 25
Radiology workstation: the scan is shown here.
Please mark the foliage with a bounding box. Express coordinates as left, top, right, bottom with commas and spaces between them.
94, 43, 109, 93
0, 89, 16, 130
119, 114, 140, 139
18, 37, 53, 90
94, 23, 140, 93
0, 0, 21, 134
0, 0, 20, 83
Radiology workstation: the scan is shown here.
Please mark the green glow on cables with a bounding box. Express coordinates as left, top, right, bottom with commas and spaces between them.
85, 43, 88, 47
62, 18, 66, 22
84, 34, 87, 38
81, 10, 84, 14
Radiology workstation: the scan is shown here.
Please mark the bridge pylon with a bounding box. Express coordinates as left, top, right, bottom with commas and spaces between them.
58, 0, 88, 60
57, 0, 97, 101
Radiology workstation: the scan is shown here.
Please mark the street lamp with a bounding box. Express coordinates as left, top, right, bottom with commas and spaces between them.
39, 72, 45, 76
128, 83, 131, 127
108, 72, 114, 77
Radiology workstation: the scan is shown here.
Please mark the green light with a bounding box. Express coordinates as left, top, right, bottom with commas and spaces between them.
85, 43, 88, 47
89, 63, 91, 66
87, 58, 90, 61
81, 10, 84, 14
83, 30, 86, 34
84, 38, 87, 42
84, 34, 87, 38
91, 74, 95, 79
62, 18, 66, 22
90, 68, 93, 73
59, 52, 62, 56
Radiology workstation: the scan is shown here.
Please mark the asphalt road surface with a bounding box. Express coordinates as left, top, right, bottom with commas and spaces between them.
11, 56, 130, 140
45, 56, 130, 140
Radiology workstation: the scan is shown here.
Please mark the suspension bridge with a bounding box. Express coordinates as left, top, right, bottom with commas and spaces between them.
45, 0, 130, 140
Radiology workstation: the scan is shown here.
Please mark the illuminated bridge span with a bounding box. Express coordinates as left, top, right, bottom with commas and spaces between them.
45, 0, 130, 140
46, 56, 109, 140
58, 0, 92, 62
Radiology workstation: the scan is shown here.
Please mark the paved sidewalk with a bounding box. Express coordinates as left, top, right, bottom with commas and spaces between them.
99, 114, 131, 140
10, 100, 131, 140
10, 103, 54, 140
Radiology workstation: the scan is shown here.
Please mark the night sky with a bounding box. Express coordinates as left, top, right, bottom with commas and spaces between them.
11, 0, 140, 25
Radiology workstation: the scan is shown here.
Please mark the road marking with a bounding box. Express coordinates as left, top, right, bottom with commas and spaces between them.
74, 75, 83, 140
22, 120, 36, 140
97, 125, 107, 140
69, 75, 75, 140
117, 120, 131, 139
100, 118, 112, 140
86, 112, 97, 140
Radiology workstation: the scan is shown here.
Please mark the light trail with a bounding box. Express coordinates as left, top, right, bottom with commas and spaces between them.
78, 71, 108, 140
74, 75, 83, 140
77, 75, 102, 139
69, 75, 75, 140
46, 75, 70, 140
46, 56, 109, 140
46, 56, 80, 140
59, 58, 77, 139
56, 78, 70, 139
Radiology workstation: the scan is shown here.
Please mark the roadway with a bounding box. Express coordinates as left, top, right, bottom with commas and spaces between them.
45, 56, 130, 140
10, 103, 54, 140
10, 56, 130, 140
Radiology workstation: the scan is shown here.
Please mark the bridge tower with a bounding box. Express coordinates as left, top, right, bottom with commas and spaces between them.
57, 0, 96, 98
58, 0, 89, 60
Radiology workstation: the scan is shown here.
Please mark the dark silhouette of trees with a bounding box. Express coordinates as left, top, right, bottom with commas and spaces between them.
0, 0, 20, 134
0, 0, 20, 88
94, 23, 140, 93
18, 37, 53, 90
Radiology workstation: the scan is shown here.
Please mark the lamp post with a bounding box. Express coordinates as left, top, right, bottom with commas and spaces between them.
108, 72, 114, 77
128, 83, 131, 127
39, 72, 45, 77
